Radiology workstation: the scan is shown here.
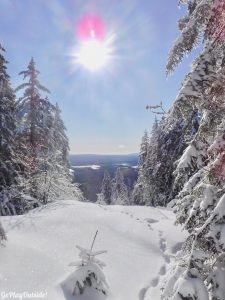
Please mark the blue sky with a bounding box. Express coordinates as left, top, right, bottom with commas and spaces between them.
0, 0, 197, 154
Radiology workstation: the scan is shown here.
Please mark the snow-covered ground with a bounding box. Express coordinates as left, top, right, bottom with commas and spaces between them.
0, 200, 186, 300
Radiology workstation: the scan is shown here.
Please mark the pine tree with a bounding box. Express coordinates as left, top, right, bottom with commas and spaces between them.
15, 59, 82, 204
38, 103, 82, 203
52, 103, 70, 165
151, 115, 189, 205
111, 168, 129, 205
99, 170, 112, 205
139, 130, 149, 167
166, 0, 213, 75
0, 44, 17, 190
163, 1, 225, 299
0, 44, 26, 215
15, 58, 51, 148
132, 130, 150, 205
15, 58, 51, 199
133, 112, 191, 207
62, 232, 108, 296
151, 116, 159, 138
0, 221, 6, 244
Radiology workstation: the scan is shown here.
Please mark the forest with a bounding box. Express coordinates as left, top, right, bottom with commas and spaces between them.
1, 0, 225, 299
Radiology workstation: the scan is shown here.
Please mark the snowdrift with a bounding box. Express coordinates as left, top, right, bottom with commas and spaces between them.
0, 200, 186, 300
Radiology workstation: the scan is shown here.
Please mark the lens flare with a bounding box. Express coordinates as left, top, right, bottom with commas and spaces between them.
76, 14, 106, 42
71, 13, 115, 72
77, 39, 110, 71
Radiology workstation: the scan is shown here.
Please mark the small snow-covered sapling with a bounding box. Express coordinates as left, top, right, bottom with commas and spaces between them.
68, 230, 109, 296
0, 222, 7, 245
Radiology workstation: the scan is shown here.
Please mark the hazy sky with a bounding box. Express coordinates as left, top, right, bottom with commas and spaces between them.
0, 0, 197, 154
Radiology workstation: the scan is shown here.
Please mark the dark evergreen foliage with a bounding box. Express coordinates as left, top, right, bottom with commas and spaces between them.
163, 1, 225, 299
0, 44, 17, 190
100, 170, 112, 205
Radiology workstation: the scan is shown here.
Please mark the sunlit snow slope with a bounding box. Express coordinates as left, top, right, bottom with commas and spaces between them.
0, 200, 186, 300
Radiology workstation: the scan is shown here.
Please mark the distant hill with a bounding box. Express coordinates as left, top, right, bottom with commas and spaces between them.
70, 153, 138, 167
69, 154, 139, 202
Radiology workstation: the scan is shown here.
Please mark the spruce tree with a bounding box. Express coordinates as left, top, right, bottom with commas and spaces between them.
162, 1, 225, 298
15, 58, 51, 148
139, 130, 149, 167
38, 103, 81, 203
52, 103, 70, 165
0, 221, 6, 244
133, 112, 191, 207
0, 44, 17, 190
150, 115, 188, 205
111, 168, 129, 205
15, 59, 82, 203
15, 58, 51, 199
132, 130, 150, 205
0, 44, 27, 215
99, 170, 112, 205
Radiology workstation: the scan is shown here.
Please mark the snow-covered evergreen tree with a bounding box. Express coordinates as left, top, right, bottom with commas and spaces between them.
133, 112, 192, 207
147, 114, 185, 206
0, 43, 27, 215
111, 168, 129, 205
15, 59, 82, 204
98, 171, 112, 205
62, 232, 108, 296
15, 58, 51, 200
96, 193, 105, 205
139, 130, 149, 167
131, 177, 145, 206
163, 1, 225, 298
15, 58, 51, 148
52, 103, 70, 166
35, 103, 82, 203
0, 221, 6, 244
132, 130, 150, 205
0, 44, 17, 190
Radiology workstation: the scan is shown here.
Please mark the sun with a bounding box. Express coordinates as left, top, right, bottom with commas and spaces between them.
71, 14, 115, 72
77, 39, 111, 71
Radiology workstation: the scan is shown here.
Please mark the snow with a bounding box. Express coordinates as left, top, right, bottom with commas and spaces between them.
171, 276, 209, 300
0, 200, 186, 300
63, 244, 109, 296
72, 165, 101, 170
176, 143, 206, 171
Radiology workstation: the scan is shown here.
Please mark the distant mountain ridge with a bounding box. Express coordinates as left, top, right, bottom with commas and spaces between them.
69, 154, 139, 202
69, 153, 138, 167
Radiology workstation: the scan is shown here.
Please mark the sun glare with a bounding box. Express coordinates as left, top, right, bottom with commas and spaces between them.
71, 14, 115, 72
77, 39, 110, 71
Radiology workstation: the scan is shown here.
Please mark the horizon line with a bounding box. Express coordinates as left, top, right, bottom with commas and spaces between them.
69, 152, 139, 156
